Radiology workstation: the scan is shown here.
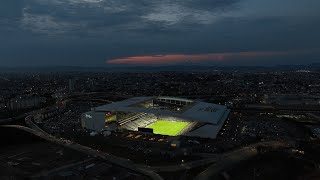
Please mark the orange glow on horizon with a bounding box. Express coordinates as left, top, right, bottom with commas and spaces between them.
107, 49, 314, 65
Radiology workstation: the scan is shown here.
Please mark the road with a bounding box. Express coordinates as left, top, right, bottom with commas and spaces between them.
2, 110, 295, 180
3, 122, 293, 179
30, 158, 95, 178
2, 124, 163, 180
195, 148, 258, 180
143, 141, 292, 174
25, 115, 50, 136
194, 141, 294, 180
143, 158, 218, 173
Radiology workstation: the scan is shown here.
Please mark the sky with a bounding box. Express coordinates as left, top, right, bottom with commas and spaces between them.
0, 0, 320, 67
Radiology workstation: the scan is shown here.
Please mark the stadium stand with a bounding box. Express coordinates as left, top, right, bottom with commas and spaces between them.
120, 113, 157, 131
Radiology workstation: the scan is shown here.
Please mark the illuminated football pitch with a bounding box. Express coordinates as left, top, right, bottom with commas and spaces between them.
147, 120, 190, 136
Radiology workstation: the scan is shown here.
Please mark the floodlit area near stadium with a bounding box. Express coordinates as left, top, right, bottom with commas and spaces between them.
81, 96, 230, 139
146, 120, 190, 136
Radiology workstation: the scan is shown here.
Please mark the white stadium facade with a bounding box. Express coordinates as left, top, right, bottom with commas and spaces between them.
81, 96, 230, 139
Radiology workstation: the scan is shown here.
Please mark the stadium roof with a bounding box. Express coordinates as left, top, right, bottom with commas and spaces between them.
186, 109, 230, 138
94, 96, 229, 124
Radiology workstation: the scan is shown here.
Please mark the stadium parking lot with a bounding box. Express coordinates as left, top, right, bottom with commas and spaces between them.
37, 101, 310, 168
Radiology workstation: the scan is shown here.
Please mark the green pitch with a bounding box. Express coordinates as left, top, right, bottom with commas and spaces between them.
147, 120, 190, 136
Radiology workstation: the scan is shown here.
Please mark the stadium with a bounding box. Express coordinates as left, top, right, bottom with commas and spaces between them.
81, 97, 230, 139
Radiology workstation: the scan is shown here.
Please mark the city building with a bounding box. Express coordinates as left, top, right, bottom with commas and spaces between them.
69, 79, 76, 92
5, 95, 46, 111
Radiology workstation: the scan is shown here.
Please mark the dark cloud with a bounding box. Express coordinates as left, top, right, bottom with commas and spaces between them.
182, 0, 240, 11
0, 0, 24, 18
0, 0, 319, 66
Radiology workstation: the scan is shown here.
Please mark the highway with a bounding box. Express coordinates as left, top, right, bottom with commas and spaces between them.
25, 115, 51, 136
140, 141, 292, 174
2, 110, 295, 180
31, 158, 95, 178
195, 148, 258, 180
3, 123, 293, 179
194, 141, 294, 180
2, 124, 163, 180
143, 158, 218, 173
